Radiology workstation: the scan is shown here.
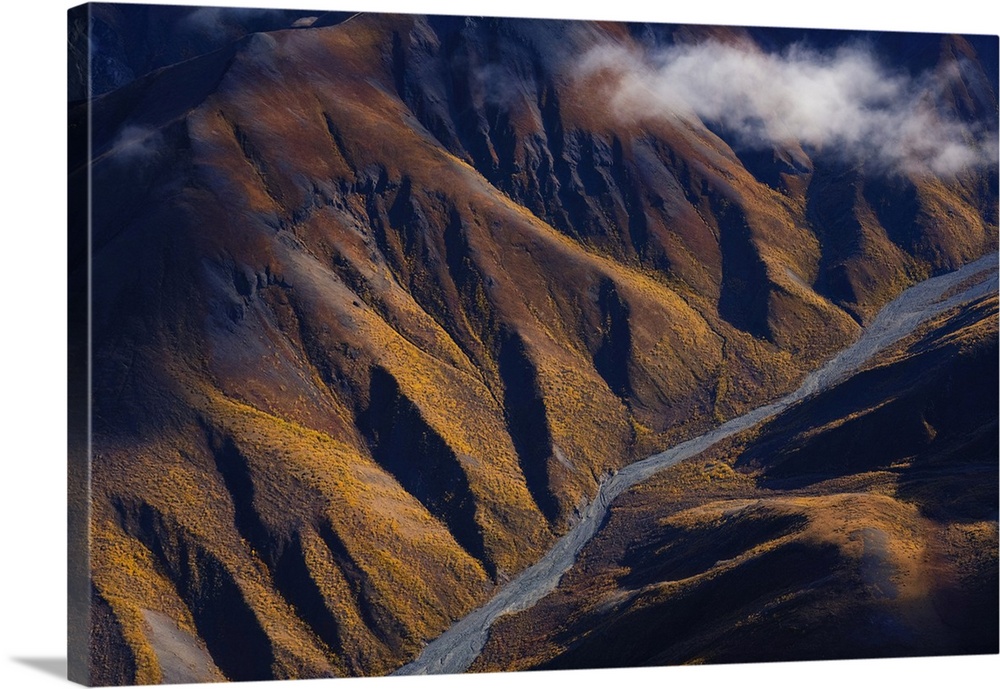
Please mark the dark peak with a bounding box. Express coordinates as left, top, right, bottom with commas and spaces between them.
69, 2, 332, 100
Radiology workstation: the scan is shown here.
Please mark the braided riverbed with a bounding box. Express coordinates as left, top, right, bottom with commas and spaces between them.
395, 252, 999, 676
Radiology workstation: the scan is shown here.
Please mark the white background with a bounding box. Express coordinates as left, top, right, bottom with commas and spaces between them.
1, 0, 997, 687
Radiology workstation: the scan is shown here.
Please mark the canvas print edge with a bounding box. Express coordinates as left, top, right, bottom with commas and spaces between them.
70, 2, 996, 684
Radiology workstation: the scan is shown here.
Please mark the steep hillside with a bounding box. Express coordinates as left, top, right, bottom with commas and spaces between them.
71, 8, 997, 683
474, 294, 998, 669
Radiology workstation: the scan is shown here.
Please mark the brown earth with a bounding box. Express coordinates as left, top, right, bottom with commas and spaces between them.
473, 295, 999, 670
70, 10, 998, 683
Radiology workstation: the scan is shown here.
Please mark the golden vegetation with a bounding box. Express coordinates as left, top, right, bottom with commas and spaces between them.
86, 11, 997, 681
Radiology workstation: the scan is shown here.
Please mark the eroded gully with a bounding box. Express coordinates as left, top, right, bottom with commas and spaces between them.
394, 252, 999, 676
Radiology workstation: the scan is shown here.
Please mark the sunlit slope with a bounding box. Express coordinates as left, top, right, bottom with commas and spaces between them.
75, 12, 997, 681
474, 295, 998, 669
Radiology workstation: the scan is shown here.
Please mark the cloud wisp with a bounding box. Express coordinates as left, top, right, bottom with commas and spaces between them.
109, 125, 164, 165
576, 39, 998, 177
179, 6, 291, 39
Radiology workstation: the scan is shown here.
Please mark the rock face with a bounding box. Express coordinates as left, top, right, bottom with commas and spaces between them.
71, 6, 998, 684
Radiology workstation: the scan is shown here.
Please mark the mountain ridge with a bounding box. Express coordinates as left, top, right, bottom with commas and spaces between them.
71, 7, 998, 683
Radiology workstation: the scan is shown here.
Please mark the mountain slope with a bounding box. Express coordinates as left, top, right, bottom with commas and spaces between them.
473, 293, 999, 669
72, 9, 998, 683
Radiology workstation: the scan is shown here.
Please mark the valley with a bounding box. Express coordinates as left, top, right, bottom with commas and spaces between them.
69, 5, 998, 684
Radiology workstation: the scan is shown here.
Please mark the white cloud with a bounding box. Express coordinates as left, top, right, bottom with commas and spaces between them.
574, 39, 998, 177
110, 125, 163, 164
178, 6, 289, 39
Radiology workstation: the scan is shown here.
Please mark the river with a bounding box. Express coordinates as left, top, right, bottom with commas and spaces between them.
394, 251, 999, 676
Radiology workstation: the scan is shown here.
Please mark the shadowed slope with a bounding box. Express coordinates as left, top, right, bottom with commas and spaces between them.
77, 11, 997, 682
474, 293, 998, 670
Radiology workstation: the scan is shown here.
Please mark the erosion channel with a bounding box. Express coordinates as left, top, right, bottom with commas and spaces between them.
395, 251, 1000, 676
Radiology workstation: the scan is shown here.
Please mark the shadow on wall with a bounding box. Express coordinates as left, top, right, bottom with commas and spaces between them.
11, 657, 67, 680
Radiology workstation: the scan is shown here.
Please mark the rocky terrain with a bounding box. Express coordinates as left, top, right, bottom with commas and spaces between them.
69, 5, 998, 684
472, 261, 998, 671
400, 253, 998, 675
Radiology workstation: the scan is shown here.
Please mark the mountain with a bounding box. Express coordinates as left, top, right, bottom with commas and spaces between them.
67, 3, 353, 100
473, 290, 998, 669
69, 6, 998, 684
